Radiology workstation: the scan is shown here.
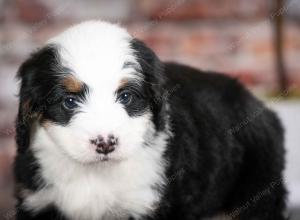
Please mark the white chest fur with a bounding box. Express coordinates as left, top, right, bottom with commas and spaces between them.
24, 128, 168, 220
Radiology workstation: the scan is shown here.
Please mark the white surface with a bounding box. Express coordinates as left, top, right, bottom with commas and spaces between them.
269, 101, 300, 208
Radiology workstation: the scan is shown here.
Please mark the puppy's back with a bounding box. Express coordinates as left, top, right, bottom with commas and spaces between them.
162, 62, 286, 219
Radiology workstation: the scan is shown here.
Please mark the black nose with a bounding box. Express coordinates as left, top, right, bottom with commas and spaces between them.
90, 135, 117, 155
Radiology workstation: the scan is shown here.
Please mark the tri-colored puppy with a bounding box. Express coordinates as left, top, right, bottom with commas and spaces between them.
14, 21, 287, 220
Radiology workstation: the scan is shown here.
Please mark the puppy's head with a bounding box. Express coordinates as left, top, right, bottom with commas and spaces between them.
16, 21, 167, 164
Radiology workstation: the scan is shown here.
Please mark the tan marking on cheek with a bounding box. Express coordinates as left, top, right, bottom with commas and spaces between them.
40, 119, 51, 128
62, 75, 82, 92
22, 100, 40, 122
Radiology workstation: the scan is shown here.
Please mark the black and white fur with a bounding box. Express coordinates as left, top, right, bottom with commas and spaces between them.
14, 21, 287, 220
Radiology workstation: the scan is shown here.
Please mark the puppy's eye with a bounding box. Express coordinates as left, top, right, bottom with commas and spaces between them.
118, 92, 132, 105
63, 97, 78, 109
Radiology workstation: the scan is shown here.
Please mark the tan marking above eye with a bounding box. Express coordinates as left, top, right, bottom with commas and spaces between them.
62, 75, 82, 93
118, 78, 130, 90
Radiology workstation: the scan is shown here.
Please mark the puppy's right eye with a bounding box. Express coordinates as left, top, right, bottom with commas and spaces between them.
63, 97, 78, 110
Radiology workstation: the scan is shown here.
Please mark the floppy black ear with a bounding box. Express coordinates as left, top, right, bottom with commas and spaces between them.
15, 45, 59, 152
130, 39, 167, 131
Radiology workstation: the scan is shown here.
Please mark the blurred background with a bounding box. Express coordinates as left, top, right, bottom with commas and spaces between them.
0, 0, 299, 219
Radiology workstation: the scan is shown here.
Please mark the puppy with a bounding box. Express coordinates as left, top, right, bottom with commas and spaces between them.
14, 21, 287, 220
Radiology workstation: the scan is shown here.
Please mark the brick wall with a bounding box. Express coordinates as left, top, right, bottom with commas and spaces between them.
1, 0, 299, 92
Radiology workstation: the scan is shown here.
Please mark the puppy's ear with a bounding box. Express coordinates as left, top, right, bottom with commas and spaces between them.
16, 45, 58, 152
130, 39, 167, 131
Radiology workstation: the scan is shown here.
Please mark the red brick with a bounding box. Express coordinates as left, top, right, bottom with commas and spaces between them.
135, 0, 269, 21
16, 0, 50, 23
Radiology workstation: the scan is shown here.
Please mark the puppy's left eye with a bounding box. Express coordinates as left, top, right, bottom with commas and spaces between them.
118, 92, 132, 105
63, 97, 78, 109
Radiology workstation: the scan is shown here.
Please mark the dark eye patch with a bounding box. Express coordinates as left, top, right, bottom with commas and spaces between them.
16, 44, 90, 127
116, 81, 149, 117
40, 77, 89, 125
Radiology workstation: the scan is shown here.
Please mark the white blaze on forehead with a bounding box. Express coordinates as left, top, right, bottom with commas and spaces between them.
48, 20, 141, 92
45, 21, 147, 153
